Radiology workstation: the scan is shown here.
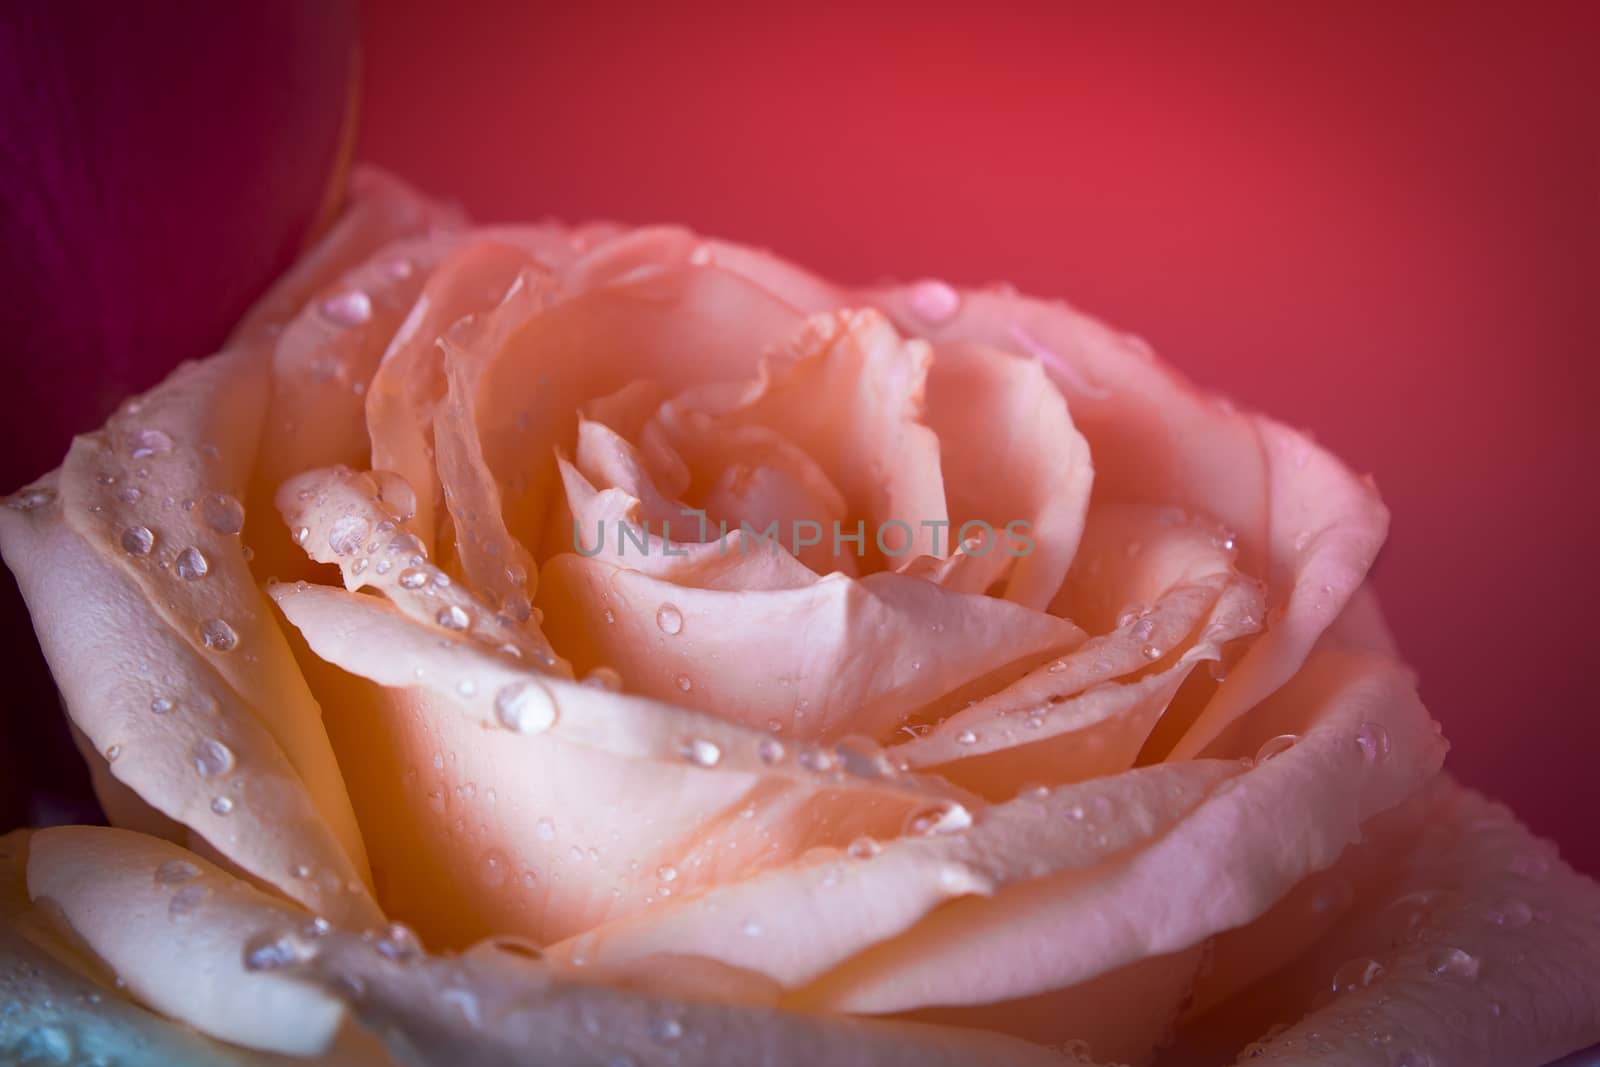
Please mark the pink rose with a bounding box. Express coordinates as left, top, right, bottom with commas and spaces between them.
3, 171, 1596, 1066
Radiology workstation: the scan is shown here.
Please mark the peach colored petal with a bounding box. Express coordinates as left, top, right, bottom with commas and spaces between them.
276, 464, 563, 670
922, 338, 1092, 609
467, 264, 804, 560
365, 239, 551, 556
537, 554, 1085, 741
0, 832, 301, 1067
264, 924, 1073, 1067
0, 458, 377, 928
653, 309, 949, 567
799, 648, 1443, 1015
271, 582, 967, 946
25, 826, 345, 1056
1203, 778, 1600, 1066
544, 760, 1241, 990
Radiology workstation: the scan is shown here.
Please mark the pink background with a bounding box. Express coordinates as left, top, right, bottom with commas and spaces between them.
356, 2, 1597, 872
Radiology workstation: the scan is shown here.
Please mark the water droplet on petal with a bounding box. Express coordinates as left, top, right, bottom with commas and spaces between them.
1140, 644, 1163, 661
907, 801, 973, 836
437, 604, 471, 631
190, 738, 235, 778
649, 1016, 683, 1043
154, 859, 200, 885
757, 737, 786, 765
198, 618, 238, 651
104, 744, 122, 762
494, 680, 558, 734
1254, 733, 1300, 763
582, 666, 623, 691
955, 729, 979, 745
150, 696, 174, 715
678, 737, 721, 767
373, 922, 422, 963
174, 546, 209, 580
320, 290, 372, 327
655, 603, 684, 635
1355, 721, 1390, 763
655, 864, 678, 883
1487, 896, 1532, 928
328, 515, 371, 556
201, 493, 245, 534
536, 816, 557, 842
675, 674, 693, 692
480, 849, 510, 888
5, 486, 55, 510
210, 796, 234, 815
168, 884, 210, 918
1330, 956, 1385, 995
126, 428, 173, 458
398, 567, 430, 589
243, 929, 319, 972
908, 279, 961, 324
846, 836, 881, 859
121, 526, 155, 556
1425, 946, 1480, 981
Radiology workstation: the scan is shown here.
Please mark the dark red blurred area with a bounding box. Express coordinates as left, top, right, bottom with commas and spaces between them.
1, 2, 1595, 880
355, 2, 1598, 871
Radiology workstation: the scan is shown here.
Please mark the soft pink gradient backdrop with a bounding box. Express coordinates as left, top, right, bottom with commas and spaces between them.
357, 1, 1598, 873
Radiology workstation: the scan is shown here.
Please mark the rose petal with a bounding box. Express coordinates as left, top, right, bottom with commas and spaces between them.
270, 925, 1073, 1067
537, 554, 1085, 741
0, 471, 379, 927
922, 339, 1092, 609
24, 826, 346, 1056
0, 831, 301, 1067
1198, 777, 1600, 1066
798, 648, 1443, 1014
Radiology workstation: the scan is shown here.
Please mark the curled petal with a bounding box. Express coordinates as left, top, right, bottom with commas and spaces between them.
24, 826, 346, 1056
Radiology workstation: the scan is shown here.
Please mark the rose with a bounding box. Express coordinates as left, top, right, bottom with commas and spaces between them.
2, 171, 1597, 1067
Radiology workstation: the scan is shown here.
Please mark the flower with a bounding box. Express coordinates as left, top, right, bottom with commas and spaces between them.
2, 170, 1596, 1067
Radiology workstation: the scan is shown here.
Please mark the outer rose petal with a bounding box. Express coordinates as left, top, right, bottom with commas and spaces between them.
24, 826, 347, 1056
798, 648, 1444, 1015
0, 475, 378, 927
261, 925, 1073, 1067
1188, 777, 1600, 1067
0, 832, 293, 1067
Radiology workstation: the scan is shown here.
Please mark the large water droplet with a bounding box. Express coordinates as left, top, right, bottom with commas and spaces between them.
320, 291, 372, 328
202, 493, 245, 534
1425, 946, 1480, 981
1254, 733, 1300, 763
154, 859, 200, 885
679, 737, 722, 767
655, 603, 684, 635
398, 567, 430, 589
126, 428, 173, 459
908, 279, 960, 324
1330, 956, 1385, 995
906, 801, 974, 836
494, 680, 557, 733
174, 546, 210, 580
190, 738, 235, 778
243, 929, 318, 972
1355, 721, 1390, 763
437, 604, 472, 631
198, 618, 238, 651
121, 525, 155, 556
328, 514, 371, 556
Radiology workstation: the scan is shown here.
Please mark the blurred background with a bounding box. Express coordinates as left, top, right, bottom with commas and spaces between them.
2, 1, 1596, 878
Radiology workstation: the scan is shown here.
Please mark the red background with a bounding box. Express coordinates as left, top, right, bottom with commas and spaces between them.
0, 3, 1594, 880
355, 1, 1597, 872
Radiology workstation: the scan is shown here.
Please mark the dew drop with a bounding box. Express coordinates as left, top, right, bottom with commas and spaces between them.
398, 567, 430, 589
480, 849, 510, 888
494, 680, 557, 734
210, 796, 234, 816
5, 486, 55, 510
190, 738, 235, 778
582, 666, 623, 692
437, 604, 471, 631
373, 922, 422, 963
1425, 946, 1480, 981
955, 729, 979, 745
201, 493, 245, 534
1140, 644, 1163, 661
846, 836, 881, 859
121, 525, 155, 556
1355, 721, 1390, 763
678, 737, 721, 767
908, 279, 961, 324
1254, 733, 1300, 763
649, 1016, 683, 1043
757, 737, 786, 765
536, 816, 557, 842
104, 744, 122, 762
154, 859, 200, 885
198, 618, 238, 651
907, 801, 973, 836
174, 546, 210, 580
675, 674, 693, 693
126, 428, 173, 458
1487, 896, 1532, 928
1330, 956, 1385, 995
320, 290, 372, 327
655, 603, 684, 635
168, 884, 210, 918
243, 929, 318, 972
655, 864, 678, 883
328, 515, 371, 556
